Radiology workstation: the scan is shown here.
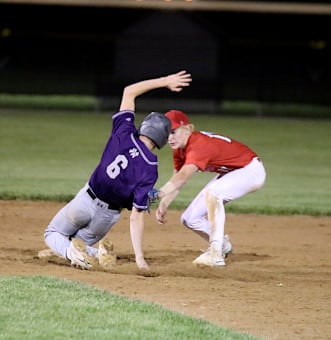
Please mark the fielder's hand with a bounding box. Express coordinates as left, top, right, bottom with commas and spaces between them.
156, 206, 167, 224
166, 70, 192, 92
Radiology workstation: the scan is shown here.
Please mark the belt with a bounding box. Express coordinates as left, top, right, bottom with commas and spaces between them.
86, 188, 121, 211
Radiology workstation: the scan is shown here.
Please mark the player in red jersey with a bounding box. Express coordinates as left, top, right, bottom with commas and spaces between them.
154, 110, 266, 267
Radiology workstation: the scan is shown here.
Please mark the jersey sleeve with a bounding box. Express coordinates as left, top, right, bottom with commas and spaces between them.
132, 171, 158, 210
112, 110, 135, 134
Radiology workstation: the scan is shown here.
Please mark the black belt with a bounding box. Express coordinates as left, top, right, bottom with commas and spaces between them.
87, 188, 121, 211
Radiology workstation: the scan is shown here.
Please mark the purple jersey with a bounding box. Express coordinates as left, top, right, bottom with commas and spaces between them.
88, 110, 158, 211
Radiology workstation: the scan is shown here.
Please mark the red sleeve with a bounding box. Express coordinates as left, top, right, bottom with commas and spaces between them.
172, 134, 209, 171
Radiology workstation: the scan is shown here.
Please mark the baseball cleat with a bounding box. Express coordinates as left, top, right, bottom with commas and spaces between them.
67, 238, 93, 270
38, 248, 56, 258
222, 234, 233, 258
193, 248, 226, 267
98, 237, 117, 270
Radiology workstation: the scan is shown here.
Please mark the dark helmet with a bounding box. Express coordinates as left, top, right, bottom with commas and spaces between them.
138, 112, 171, 149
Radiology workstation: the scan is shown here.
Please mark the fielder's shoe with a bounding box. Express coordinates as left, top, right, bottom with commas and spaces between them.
67, 238, 93, 270
193, 247, 226, 267
222, 234, 233, 258
98, 237, 117, 270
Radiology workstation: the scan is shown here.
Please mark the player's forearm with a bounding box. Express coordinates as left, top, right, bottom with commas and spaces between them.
129, 210, 146, 263
120, 71, 191, 111
158, 181, 177, 198
158, 169, 192, 198
159, 189, 179, 210
124, 77, 168, 99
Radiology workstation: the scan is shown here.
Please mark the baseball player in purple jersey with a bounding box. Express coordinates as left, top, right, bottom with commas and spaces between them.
42, 70, 192, 272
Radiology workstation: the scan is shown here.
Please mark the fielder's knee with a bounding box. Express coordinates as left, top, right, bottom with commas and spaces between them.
181, 215, 189, 228
181, 214, 205, 231
181, 216, 209, 241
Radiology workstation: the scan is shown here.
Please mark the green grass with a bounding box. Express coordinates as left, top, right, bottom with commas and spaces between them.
0, 93, 98, 111
0, 109, 330, 215
1, 94, 331, 118
221, 100, 331, 119
0, 104, 329, 340
0, 276, 259, 340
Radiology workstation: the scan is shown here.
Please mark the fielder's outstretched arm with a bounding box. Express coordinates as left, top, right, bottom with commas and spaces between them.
156, 164, 198, 224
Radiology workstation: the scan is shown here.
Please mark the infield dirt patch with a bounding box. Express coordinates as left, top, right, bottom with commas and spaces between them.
0, 200, 330, 339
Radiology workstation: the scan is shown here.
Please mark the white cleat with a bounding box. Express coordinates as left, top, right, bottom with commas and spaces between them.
67, 238, 93, 270
222, 234, 233, 258
193, 247, 226, 267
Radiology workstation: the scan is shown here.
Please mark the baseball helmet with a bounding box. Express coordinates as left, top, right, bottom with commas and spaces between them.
138, 112, 171, 149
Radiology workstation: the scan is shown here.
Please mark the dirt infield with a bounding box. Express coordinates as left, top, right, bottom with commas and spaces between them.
0, 200, 330, 339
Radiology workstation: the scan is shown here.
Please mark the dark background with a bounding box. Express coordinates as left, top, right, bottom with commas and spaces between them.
0, 3, 331, 109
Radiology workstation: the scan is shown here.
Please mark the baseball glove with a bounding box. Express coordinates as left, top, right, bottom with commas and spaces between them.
147, 188, 159, 213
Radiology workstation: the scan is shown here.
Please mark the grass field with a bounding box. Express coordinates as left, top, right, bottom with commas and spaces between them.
0, 108, 330, 215
0, 106, 330, 339
0, 276, 259, 340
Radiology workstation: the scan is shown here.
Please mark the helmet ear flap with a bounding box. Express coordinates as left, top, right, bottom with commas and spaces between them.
138, 112, 171, 149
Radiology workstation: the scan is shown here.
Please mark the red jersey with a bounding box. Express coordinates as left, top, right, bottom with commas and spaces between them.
173, 131, 257, 174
